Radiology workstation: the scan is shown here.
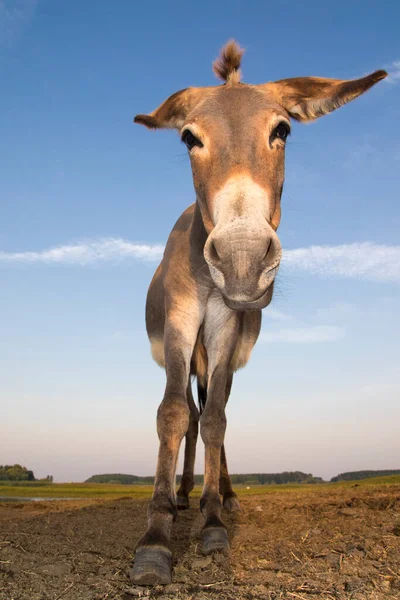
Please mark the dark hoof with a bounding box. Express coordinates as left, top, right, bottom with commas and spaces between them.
223, 493, 241, 513
202, 527, 229, 555
177, 494, 190, 510
130, 546, 172, 585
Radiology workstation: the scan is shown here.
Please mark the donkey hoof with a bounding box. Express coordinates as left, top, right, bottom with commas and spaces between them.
177, 494, 190, 510
202, 527, 229, 555
130, 546, 172, 585
223, 493, 241, 513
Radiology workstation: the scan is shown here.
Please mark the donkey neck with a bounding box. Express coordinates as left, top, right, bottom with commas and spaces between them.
190, 201, 208, 255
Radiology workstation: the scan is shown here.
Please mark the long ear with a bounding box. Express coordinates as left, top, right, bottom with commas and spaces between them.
262, 70, 387, 122
134, 87, 210, 130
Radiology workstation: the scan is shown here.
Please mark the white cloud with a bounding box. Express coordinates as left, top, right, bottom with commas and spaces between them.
385, 60, 400, 84
0, 238, 164, 265
284, 242, 400, 283
1, 239, 400, 284
260, 325, 345, 344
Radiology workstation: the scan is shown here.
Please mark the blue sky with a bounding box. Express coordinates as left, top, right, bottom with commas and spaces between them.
1, 0, 399, 482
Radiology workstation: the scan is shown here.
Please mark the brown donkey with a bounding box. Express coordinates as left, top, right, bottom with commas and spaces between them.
131, 41, 387, 584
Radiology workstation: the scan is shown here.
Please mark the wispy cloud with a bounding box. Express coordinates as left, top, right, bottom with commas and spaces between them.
1, 239, 400, 283
385, 60, 400, 84
0, 239, 164, 265
260, 325, 345, 344
284, 242, 400, 283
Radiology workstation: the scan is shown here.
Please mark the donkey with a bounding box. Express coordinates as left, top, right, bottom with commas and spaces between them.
131, 41, 387, 584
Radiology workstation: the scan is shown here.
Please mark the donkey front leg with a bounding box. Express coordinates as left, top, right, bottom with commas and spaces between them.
131, 315, 200, 585
200, 307, 239, 555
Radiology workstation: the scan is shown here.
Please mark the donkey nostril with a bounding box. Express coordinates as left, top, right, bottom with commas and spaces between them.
208, 240, 222, 265
263, 239, 272, 263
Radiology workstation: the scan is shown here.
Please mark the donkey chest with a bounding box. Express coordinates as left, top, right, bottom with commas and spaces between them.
201, 290, 261, 374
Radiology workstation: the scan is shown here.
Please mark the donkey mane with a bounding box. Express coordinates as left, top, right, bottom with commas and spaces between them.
212, 39, 244, 84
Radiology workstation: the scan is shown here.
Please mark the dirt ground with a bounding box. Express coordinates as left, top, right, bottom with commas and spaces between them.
1, 485, 399, 600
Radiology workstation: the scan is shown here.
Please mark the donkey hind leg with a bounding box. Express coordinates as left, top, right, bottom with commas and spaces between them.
176, 381, 199, 509
199, 376, 241, 513
200, 301, 239, 555
220, 444, 241, 513
131, 319, 199, 585
219, 374, 241, 512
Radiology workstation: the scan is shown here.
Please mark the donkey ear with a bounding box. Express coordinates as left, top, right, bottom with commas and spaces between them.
134, 87, 208, 130
263, 70, 387, 122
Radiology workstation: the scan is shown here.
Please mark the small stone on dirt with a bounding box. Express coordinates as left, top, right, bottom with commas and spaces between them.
257, 559, 282, 571
165, 583, 182, 594
338, 508, 359, 517
192, 556, 212, 569
125, 587, 150, 597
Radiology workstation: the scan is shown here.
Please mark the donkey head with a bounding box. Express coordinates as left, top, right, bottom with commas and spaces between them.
135, 41, 387, 310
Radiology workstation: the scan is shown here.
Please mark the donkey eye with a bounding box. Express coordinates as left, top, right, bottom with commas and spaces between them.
273, 122, 291, 141
181, 130, 203, 150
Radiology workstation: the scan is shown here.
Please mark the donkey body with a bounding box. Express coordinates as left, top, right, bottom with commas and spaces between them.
131, 41, 386, 584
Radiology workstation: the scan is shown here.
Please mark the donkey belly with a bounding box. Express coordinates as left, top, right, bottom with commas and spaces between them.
146, 263, 166, 368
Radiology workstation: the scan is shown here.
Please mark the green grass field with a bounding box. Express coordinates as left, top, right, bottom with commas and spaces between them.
1, 474, 399, 499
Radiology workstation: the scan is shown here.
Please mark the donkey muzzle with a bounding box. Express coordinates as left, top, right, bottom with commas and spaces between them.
204, 221, 282, 310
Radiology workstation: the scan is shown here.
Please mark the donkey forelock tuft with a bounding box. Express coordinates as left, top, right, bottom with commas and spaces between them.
213, 40, 244, 84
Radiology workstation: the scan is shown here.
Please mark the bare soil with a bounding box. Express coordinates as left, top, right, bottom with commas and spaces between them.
1, 485, 399, 600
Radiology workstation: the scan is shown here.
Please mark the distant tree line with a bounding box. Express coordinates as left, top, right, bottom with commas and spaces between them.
226, 472, 323, 485
0, 465, 53, 482
86, 473, 154, 484
0, 464, 35, 481
86, 471, 323, 485
330, 469, 400, 482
